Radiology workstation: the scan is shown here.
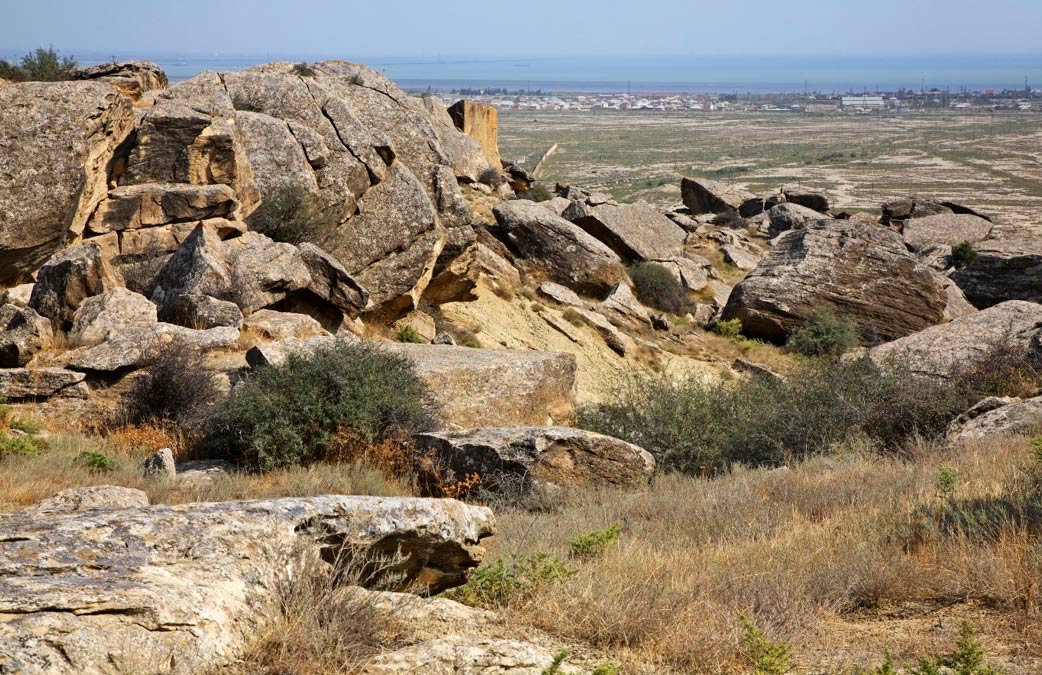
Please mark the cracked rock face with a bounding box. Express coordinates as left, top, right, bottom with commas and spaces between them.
0, 495, 494, 675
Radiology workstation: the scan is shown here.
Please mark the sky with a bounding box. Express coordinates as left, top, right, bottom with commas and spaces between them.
1, 0, 1041, 59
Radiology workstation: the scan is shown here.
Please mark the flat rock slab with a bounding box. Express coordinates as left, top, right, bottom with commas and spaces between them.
951, 238, 1042, 308
902, 213, 993, 250
568, 202, 687, 262
0, 367, 85, 400
947, 396, 1042, 442
386, 344, 577, 428
0, 495, 494, 675
681, 176, 755, 214
414, 427, 655, 495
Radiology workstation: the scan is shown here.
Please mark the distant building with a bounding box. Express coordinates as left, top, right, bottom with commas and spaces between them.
841, 95, 885, 109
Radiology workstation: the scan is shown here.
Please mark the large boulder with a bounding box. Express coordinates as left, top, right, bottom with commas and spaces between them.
86, 183, 240, 234
681, 176, 755, 214
901, 213, 993, 251
783, 188, 829, 213
422, 241, 520, 304
387, 344, 577, 428
64, 323, 239, 373
950, 239, 1042, 308
0, 495, 494, 675
566, 201, 687, 261
447, 100, 501, 169
0, 81, 135, 281
867, 301, 1042, 379
68, 288, 158, 344
722, 220, 963, 344
947, 396, 1042, 442
767, 202, 827, 236
493, 200, 626, 296
0, 304, 52, 367
880, 197, 953, 227
72, 60, 168, 100
414, 427, 655, 496
28, 243, 123, 329
0, 367, 86, 400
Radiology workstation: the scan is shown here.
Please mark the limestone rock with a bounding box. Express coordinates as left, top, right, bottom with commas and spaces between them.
0, 367, 86, 400
880, 197, 952, 227
423, 242, 520, 305
783, 189, 829, 213
298, 243, 369, 316
0, 284, 34, 308
947, 396, 1042, 441
722, 220, 956, 344
681, 176, 755, 214
447, 100, 501, 170
0, 304, 52, 367
598, 283, 650, 328
223, 231, 313, 313
387, 344, 577, 428
18, 486, 150, 516
72, 61, 168, 100
149, 223, 232, 318
537, 282, 586, 308
394, 311, 437, 343
142, 448, 176, 479
568, 201, 687, 262
0, 495, 494, 675
951, 239, 1042, 308
69, 288, 158, 344
364, 637, 581, 675
901, 213, 993, 251
169, 294, 244, 329
243, 309, 327, 341
245, 335, 338, 368
574, 308, 636, 356
721, 244, 760, 271
767, 202, 827, 236
0, 81, 135, 281
415, 427, 655, 495
65, 324, 239, 373
88, 183, 240, 234
653, 255, 713, 292
28, 243, 123, 329
493, 200, 626, 296
867, 301, 1042, 379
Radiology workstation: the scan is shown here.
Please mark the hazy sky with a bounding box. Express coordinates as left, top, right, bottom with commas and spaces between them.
2, 0, 1040, 58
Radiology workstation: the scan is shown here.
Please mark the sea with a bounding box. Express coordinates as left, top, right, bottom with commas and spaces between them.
5, 52, 1042, 94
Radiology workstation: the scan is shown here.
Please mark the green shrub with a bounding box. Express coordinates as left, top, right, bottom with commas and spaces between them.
78, 450, 116, 473
0, 395, 11, 428
120, 340, 221, 431
630, 263, 689, 314
1, 47, 77, 82
291, 62, 316, 77
248, 182, 334, 245
0, 432, 43, 458
515, 184, 552, 202
445, 552, 573, 608
591, 663, 620, 675
740, 615, 795, 675
541, 649, 571, 675
713, 318, 743, 338
9, 417, 43, 435
951, 241, 979, 269
395, 324, 425, 344
203, 341, 438, 472
579, 357, 978, 474
568, 523, 621, 560
787, 305, 858, 357
908, 623, 1005, 675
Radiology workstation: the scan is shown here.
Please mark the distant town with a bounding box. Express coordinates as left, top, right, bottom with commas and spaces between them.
415, 86, 1042, 113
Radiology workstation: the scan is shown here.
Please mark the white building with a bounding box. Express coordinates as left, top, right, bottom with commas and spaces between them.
841, 96, 885, 109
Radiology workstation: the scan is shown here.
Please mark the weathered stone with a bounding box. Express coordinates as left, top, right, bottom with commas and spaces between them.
783, 189, 829, 213
568, 201, 687, 262
722, 221, 958, 344
364, 637, 581, 675
0, 284, 34, 308
721, 244, 761, 271
767, 202, 827, 236
947, 396, 1042, 442
69, 288, 157, 344
244, 335, 338, 369
0, 367, 86, 400
423, 242, 520, 305
867, 301, 1042, 379
223, 231, 313, 313
598, 283, 650, 327
175, 459, 237, 483
388, 344, 577, 428
88, 183, 239, 233
951, 239, 1042, 308
0, 495, 494, 675
169, 294, 243, 329
0, 81, 135, 281
0, 304, 52, 367
28, 243, 122, 329
739, 196, 765, 218
432, 333, 457, 346
149, 224, 232, 319
65, 324, 239, 373
142, 448, 176, 479
72, 61, 168, 100
574, 308, 636, 356
537, 282, 586, 308
298, 243, 369, 316
447, 100, 501, 170
493, 200, 626, 297
880, 197, 952, 227
19, 486, 150, 517
243, 309, 327, 341
653, 255, 712, 292
415, 427, 655, 496
541, 196, 573, 217
681, 176, 755, 214
902, 213, 993, 251
394, 311, 437, 343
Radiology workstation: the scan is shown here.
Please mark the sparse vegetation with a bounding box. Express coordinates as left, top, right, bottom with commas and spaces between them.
712, 317, 744, 338
394, 324, 425, 344
120, 340, 221, 433
787, 305, 858, 357
0, 46, 77, 82
77, 450, 116, 473
741, 615, 795, 675
203, 341, 438, 471
952, 240, 979, 269
629, 263, 689, 314
291, 62, 316, 77
446, 552, 574, 608
568, 523, 621, 560
515, 184, 553, 202
248, 182, 334, 245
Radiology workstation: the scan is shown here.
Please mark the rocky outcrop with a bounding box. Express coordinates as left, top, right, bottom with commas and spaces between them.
447, 100, 501, 169
0, 495, 494, 675
364, 637, 583, 674
681, 176, 755, 214
566, 201, 687, 262
947, 396, 1042, 441
783, 188, 829, 213
901, 213, 993, 250
0, 81, 135, 281
493, 200, 626, 296
28, 243, 123, 329
242, 309, 327, 340
866, 300, 1042, 379
0, 304, 52, 367
68, 287, 157, 344
387, 344, 577, 428
87, 183, 240, 234
880, 196, 989, 227
722, 220, 965, 344
767, 202, 827, 236
951, 239, 1042, 308
423, 242, 520, 304
415, 427, 655, 496
72, 60, 168, 100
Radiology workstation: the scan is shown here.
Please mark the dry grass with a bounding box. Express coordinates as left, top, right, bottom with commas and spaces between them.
481, 436, 1042, 674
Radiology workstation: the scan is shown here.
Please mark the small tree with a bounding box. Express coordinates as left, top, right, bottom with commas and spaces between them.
787, 305, 858, 357
18, 46, 77, 81
629, 263, 689, 314
951, 241, 978, 269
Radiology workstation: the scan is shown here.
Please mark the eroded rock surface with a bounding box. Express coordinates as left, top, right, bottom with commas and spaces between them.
951, 239, 1042, 308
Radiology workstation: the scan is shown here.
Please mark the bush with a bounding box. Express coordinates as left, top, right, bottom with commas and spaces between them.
0, 47, 77, 82
951, 241, 978, 269
395, 324, 424, 344
291, 62, 316, 77
444, 552, 573, 608
579, 357, 981, 474
713, 318, 743, 338
120, 340, 221, 431
77, 450, 116, 473
741, 616, 795, 675
0, 432, 43, 458
203, 341, 438, 472
249, 183, 334, 245
908, 623, 1005, 675
568, 523, 621, 560
515, 184, 552, 202
787, 305, 858, 357
630, 263, 689, 314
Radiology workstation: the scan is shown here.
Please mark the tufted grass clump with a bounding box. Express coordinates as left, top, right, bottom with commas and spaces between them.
203, 341, 438, 472
629, 262, 689, 314
395, 324, 425, 344
248, 182, 334, 245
